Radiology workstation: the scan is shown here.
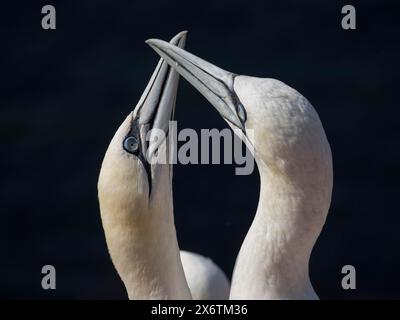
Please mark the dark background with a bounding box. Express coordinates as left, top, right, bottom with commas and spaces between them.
1, 0, 399, 299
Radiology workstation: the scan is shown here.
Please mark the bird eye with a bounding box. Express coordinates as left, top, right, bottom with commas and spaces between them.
123, 135, 139, 154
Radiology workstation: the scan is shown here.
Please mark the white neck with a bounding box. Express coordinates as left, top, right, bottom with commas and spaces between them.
230, 158, 332, 300
99, 161, 191, 299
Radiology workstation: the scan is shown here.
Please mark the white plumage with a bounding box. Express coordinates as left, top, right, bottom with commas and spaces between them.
147, 39, 333, 299
98, 32, 230, 300
181, 251, 230, 300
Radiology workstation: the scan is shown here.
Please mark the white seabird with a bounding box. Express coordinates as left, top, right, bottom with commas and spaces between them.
147, 38, 333, 300
98, 32, 229, 300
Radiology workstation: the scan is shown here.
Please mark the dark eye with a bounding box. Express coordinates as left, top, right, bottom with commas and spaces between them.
123, 135, 139, 154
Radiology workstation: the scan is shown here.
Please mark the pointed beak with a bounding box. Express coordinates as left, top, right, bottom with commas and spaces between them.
133, 31, 187, 159
145, 38, 246, 132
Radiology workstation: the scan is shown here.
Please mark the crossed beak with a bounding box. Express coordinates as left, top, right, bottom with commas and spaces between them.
145, 38, 247, 132
131, 32, 187, 162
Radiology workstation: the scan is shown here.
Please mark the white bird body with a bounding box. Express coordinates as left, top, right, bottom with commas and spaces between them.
180, 251, 230, 300
147, 40, 333, 300
98, 32, 230, 300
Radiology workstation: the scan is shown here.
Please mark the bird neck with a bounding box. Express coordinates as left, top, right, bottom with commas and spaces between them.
230, 159, 331, 299
100, 166, 191, 300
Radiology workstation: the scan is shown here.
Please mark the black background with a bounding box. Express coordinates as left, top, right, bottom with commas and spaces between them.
1, 0, 399, 299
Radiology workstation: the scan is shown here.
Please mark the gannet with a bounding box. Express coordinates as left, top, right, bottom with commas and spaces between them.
98, 32, 229, 300
147, 38, 333, 300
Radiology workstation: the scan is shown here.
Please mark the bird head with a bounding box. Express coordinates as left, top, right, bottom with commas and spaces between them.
146, 39, 332, 182
98, 32, 187, 221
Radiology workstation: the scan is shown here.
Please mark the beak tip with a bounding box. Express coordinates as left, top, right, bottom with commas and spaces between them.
146, 29, 188, 49
178, 30, 188, 43
145, 39, 156, 46
145, 38, 166, 51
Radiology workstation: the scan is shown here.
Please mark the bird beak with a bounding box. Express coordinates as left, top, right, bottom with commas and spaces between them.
133, 32, 187, 161
145, 38, 246, 132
